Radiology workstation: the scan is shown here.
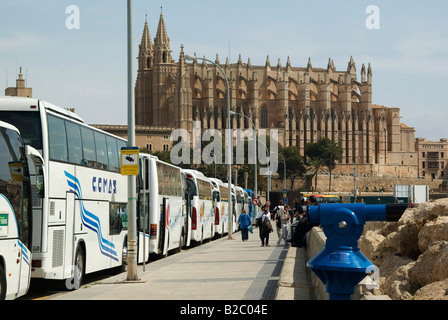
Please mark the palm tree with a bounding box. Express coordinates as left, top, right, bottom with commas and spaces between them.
307, 156, 326, 192
319, 138, 342, 192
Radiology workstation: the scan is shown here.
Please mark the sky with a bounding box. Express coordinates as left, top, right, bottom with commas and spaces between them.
0, 0, 447, 141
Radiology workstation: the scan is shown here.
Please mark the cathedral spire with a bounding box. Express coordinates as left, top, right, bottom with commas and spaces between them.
347, 56, 356, 74
138, 19, 153, 70
140, 20, 153, 52
307, 57, 312, 71
154, 12, 172, 63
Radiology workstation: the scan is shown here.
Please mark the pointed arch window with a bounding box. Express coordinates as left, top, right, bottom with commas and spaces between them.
261, 106, 268, 128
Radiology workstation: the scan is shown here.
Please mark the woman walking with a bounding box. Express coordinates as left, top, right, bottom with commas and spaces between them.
255, 204, 272, 247
238, 209, 252, 241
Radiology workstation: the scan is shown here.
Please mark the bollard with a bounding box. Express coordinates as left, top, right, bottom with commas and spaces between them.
306, 203, 407, 300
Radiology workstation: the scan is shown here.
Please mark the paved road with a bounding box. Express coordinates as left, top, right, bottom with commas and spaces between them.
35, 229, 288, 300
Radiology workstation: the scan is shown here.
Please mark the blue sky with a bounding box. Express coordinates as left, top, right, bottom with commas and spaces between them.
0, 0, 447, 140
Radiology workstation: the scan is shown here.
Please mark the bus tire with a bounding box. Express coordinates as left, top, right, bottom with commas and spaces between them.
73, 245, 85, 289
178, 230, 185, 252
0, 264, 6, 300
121, 238, 128, 272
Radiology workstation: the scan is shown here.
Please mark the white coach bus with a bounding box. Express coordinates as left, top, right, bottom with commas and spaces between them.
137, 154, 186, 262
233, 186, 246, 232
209, 178, 230, 235
0, 97, 128, 287
0, 121, 43, 299
184, 170, 214, 244
209, 179, 222, 238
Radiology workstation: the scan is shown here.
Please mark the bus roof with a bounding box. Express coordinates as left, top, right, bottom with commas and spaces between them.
0, 96, 85, 123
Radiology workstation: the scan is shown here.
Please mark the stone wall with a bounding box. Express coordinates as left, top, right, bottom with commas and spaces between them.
271, 174, 442, 193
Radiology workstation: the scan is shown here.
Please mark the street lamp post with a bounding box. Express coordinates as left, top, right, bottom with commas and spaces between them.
256, 138, 271, 203
271, 151, 286, 191
229, 111, 257, 201
186, 54, 233, 239
126, 0, 138, 281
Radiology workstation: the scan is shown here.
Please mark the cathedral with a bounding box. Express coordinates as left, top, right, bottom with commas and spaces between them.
99, 13, 419, 178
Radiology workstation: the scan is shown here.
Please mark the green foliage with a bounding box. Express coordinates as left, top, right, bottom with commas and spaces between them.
304, 137, 342, 192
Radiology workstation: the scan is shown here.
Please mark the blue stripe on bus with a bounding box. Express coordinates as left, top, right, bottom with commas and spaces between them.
64, 171, 119, 262
17, 240, 30, 266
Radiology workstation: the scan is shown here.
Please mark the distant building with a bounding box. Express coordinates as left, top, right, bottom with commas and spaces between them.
5, 68, 32, 98
415, 138, 448, 180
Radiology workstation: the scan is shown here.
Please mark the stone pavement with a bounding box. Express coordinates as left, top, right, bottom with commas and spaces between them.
45, 228, 311, 301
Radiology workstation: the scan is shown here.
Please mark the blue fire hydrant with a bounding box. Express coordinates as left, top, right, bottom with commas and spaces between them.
306, 203, 407, 300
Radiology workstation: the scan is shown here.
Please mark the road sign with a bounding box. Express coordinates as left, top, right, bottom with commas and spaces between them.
266, 200, 271, 206
283, 188, 288, 193
283, 197, 288, 205
252, 198, 260, 206
121, 147, 139, 176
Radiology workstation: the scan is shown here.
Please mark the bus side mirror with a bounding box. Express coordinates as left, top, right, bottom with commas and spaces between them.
26, 145, 45, 199
35, 165, 45, 198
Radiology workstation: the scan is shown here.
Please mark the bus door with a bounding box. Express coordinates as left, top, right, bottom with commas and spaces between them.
184, 193, 192, 247
64, 192, 76, 276
159, 197, 169, 256
137, 192, 149, 263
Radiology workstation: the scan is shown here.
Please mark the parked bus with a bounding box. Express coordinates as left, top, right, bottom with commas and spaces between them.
0, 121, 43, 299
243, 188, 255, 221
210, 180, 222, 238
0, 96, 128, 287
233, 186, 246, 232
209, 178, 229, 235
184, 170, 214, 244
137, 153, 186, 261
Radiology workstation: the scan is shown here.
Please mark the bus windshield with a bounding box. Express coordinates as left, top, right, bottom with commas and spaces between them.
0, 111, 43, 150
0, 126, 32, 247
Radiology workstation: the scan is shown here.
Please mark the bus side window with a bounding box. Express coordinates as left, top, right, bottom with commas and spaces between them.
65, 121, 83, 165
81, 127, 97, 168
110, 203, 128, 235
94, 132, 108, 170
48, 115, 68, 162
106, 136, 119, 173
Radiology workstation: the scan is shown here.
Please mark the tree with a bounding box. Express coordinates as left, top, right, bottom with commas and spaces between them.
277, 146, 306, 190
318, 138, 342, 192
305, 138, 342, 192
307, 156, 326, 192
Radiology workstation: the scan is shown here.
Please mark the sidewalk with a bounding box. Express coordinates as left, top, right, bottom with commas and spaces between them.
46, 228, 311, 300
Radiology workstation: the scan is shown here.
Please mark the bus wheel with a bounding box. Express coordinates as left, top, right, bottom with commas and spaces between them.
178, 231, 185, 252
121, 240, 128, 272
0, 264, 6, 300
73, 246, 85, 289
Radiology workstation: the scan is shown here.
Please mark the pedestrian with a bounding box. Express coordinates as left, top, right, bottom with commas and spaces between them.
238, 209, 252, 241
255, 204, 272, 247
277, 204, 291, 245
272, 201, 283, 237
291, 195, 319, 247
